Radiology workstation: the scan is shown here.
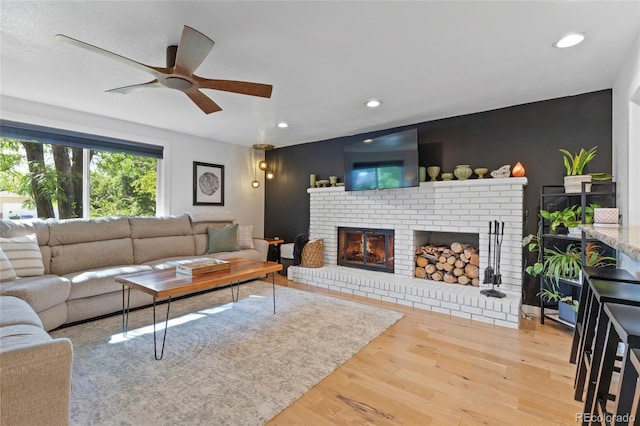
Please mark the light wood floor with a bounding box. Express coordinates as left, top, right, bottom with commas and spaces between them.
267, 274, 583, 425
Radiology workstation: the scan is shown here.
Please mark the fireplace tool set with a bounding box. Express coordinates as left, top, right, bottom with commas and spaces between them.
481, 220, 506, 298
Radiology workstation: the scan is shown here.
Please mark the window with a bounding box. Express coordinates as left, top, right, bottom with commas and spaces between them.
0, 121, 162, 219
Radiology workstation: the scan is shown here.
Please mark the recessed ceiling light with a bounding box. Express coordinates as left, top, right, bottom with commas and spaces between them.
277, 122, 289, 128
365, 99, 382, 108
363, 138, 373, 143
554, 33, 585, 48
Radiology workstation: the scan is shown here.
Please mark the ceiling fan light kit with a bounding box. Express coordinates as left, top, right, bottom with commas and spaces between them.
55, 25, 273, 114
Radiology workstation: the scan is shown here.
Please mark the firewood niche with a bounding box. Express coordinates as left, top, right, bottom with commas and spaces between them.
415, 242, 480, 286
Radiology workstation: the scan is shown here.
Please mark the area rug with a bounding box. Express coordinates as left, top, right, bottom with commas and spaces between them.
51, 281, 403, 425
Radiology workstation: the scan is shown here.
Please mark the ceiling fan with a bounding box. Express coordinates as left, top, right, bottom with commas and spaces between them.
54, 25, 273, 114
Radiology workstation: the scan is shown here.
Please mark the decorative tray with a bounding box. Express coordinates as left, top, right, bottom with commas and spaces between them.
176, 259, 230, 276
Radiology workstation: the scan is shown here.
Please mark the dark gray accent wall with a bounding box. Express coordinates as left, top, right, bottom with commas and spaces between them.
265, 90, 612, 304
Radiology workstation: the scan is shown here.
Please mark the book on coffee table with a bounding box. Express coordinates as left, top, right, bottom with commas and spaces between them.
176, 259, 230, 276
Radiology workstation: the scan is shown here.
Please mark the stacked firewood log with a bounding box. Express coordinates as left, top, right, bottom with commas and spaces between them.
414, 242, 480, 286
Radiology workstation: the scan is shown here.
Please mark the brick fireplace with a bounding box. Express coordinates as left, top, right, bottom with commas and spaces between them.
289, 177, 528, 328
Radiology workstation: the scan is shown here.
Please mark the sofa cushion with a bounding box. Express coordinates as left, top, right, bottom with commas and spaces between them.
50, 238, 134, 276
65, 265, 153, 300
0, 234, 45, 277
0, 275, 70, 313
48, 217, 131, 245
0, 248, 17, 282
133, 235, 195, 264
0, 296, 43, 328
0, 218, 50, 245
0, 324, 52, 349
129, 215, 192, 238
237, 225, 255, 250
206, 224, 239, 254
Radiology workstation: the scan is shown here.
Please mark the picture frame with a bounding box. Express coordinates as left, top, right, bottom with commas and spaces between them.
193, 162, 225, 206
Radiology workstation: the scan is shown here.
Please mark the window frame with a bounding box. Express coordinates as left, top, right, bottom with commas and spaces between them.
1, 120, 163, 218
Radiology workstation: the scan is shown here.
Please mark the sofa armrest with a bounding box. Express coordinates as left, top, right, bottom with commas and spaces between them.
1, 338, 73, 426
253, 238, 269, 262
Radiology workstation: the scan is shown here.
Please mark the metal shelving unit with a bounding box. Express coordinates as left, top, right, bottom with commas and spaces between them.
538, 182, 617, 327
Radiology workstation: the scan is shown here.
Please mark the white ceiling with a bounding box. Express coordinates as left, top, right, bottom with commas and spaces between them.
1, 1, 639, 148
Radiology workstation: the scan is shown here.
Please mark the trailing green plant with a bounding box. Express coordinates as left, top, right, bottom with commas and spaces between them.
559, 146, 612, 180
539, 203, 601, 232
522, 235, 616, 311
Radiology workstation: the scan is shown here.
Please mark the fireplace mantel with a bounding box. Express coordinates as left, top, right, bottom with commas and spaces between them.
308, 177, 528, 194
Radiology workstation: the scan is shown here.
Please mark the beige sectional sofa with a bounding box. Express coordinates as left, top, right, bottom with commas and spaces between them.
0, 296, 73, 426
0, 213, 268, 425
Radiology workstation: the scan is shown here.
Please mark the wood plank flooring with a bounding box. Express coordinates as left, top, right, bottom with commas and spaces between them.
267, 274, 583, 425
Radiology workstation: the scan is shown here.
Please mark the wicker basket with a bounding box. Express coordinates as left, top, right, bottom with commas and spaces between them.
300, 239, 324, 268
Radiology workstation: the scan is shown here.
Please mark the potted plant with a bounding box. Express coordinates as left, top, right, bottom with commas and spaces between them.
522, 235, 615, 324
560, 146, 612, 193
539, 203, 600, 235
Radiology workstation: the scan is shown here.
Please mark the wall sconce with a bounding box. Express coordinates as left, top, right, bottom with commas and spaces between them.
251, 143, 275, 188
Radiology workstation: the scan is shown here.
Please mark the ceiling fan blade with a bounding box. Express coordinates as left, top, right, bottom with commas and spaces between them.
54, 34, 170, 79
174, 26, 215, 76
195, 77, 273, 98
106, 80, 162, 94
185, 90, 222, 114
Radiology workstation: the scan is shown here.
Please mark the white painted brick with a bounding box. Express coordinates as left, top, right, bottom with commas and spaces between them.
483, 310, 507, 320
413, 302, 434, 311
451, 310, 472, 320
471, 315, 496, 325
420, 298, 441, 307
441, 301, 461, 311
431, 306, 451, 315
494, 318, 519, 329
461, 305, 483, 315
397, 299, 414, 307
505, 313, 519, 323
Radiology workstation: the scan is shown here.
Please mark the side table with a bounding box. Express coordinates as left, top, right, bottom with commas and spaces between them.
264, 238, 284, 263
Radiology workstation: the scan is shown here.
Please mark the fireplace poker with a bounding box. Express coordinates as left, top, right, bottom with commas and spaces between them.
493, 221, 504, 285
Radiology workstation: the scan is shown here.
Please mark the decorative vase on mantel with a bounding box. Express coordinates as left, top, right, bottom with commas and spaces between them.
453, 164, 472, 180
564, 175, 592, 194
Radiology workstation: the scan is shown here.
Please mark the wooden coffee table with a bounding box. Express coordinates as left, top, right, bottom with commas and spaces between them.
116, 258, 283, 359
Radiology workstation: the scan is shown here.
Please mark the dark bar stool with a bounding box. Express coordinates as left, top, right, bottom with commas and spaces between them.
630, 349, 640, 425
585, 303, 640, 425
574, 278, 640, 404
571, 267, 639, 364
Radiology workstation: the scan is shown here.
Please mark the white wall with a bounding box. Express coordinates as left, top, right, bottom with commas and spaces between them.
613, 35, 640, 226
0, 95, 265, 236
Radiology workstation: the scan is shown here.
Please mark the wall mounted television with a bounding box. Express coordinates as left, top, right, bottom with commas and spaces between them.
344, 128, 419, 191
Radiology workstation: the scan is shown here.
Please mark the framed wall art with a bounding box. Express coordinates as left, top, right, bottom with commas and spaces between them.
193, 162, 225, 206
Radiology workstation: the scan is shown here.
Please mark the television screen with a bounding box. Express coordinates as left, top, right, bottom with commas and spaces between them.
344, 128, 419, 191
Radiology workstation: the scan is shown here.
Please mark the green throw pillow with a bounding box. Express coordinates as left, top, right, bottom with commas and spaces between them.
206, 224, 239, 254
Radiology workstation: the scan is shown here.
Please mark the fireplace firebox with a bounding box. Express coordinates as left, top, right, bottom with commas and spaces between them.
337, 227, 394, 273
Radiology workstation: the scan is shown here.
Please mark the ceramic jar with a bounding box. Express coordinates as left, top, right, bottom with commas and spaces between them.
418, 167, 427, 182
454, 164, 472, 180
